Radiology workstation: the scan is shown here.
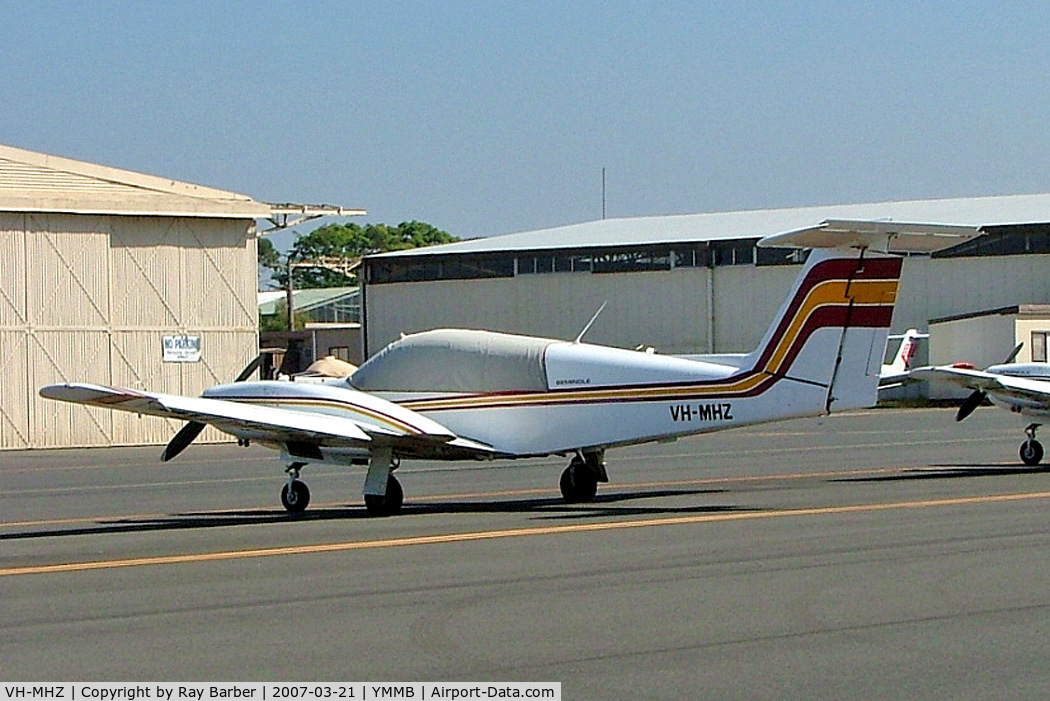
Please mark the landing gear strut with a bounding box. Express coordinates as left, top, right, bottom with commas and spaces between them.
363, 447, 404, 516
280, 462, 310, 512
559, 450, 608, 503
1020, 423, 1044, 466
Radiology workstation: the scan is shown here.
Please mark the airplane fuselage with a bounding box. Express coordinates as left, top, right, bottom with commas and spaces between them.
965, 363, 1050, 418
987, 362, 1050, 381
205, 320, 883, 462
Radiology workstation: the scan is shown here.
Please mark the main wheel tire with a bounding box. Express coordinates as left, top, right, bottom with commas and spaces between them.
560, 460, 598, 503
1020, 439, 1044, 466
364, 475, 404, 516
281, 479, 310, 512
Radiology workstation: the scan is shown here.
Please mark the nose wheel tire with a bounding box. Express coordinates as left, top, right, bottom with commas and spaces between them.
281, 479, 311, 512
1020, 439, 1044, 466
364, 475, 404, 516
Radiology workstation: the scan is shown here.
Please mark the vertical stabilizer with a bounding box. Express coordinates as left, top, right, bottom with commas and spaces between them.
883, 328, 923, 376
741, 247, 903, 413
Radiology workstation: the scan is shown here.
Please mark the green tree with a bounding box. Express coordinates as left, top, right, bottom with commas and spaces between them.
272, 221, 458, 288
257, 236, 283, 285
259, 299, 313, 332
258, 236, 281, 268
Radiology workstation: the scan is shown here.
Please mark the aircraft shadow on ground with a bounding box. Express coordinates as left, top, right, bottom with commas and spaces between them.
0, 487, 737, 541
832, 464, 1050, 483
417, 488, 741, 521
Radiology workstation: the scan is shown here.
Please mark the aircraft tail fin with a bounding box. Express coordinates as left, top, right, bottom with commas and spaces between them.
740, 247, 903, 413
744, 218, 980, 414
883, 328, 925, 376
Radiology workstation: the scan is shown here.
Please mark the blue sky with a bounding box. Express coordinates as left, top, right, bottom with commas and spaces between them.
3, 2, 1050, 250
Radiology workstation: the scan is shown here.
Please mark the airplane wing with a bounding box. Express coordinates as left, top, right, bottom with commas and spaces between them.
909, 367, 1050, 403
877, 371, 911, 389
39, 383, 497, 455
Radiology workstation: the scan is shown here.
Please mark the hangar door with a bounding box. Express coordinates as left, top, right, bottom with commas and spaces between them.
0, 212, 258, 449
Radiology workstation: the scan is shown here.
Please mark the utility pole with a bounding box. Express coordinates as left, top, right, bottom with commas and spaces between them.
601, 167, 606, 220
285, 261, 295, 331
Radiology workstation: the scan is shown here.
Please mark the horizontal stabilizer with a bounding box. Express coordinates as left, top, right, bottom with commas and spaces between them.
759, 219, 982, 253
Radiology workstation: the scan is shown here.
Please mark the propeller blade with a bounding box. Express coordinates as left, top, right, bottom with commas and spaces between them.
233, 355, 263, 382
161, 421, 206, 462
160, 356, 262, 462
956, 390, 987, 422
1003, 343, 1024, 365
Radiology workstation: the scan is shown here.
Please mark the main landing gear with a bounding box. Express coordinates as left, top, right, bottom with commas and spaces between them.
278, 450, 405, 516
362, 447, 404, 516
559, 450, 609, 503
1020, 423, 1044, 467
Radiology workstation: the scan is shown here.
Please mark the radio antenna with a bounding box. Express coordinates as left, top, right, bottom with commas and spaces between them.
573, 301, 608, 344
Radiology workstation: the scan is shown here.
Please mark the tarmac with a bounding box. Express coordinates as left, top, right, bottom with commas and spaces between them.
3, 407, 1049, 699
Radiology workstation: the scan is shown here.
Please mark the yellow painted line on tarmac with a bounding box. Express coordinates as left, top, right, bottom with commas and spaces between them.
4, 490, 1050, 577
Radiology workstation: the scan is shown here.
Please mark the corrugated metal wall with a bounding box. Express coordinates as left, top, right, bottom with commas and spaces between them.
0, 212, 257, 449
0, 213, 30, 448
365, 269, 715, 356
893, 256, 1050, 334
709, 265, 799, 353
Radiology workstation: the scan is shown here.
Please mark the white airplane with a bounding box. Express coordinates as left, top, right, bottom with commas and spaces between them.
40, 220, 978, 515
910, 345, 1050, 466
879, 328, 927, 388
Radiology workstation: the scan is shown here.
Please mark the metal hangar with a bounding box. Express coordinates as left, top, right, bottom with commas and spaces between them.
0, 143, 361, 449
360, 195, 1050, 367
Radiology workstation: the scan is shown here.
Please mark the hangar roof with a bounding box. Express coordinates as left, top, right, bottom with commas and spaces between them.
370, 193, 1050, 258
258, 286, 359, 315
0, 143, 363, 221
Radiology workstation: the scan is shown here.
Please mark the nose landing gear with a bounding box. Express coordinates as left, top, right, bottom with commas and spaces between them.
280, 462, 310, 512
1020, 423, 1044, 466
